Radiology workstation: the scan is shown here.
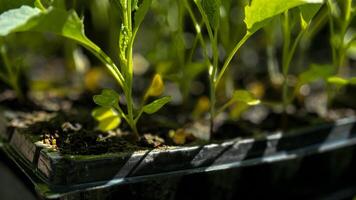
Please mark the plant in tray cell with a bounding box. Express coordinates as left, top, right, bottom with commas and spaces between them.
325, 0, 356, 99
184, 0, 323, 137
0, 0, 171, 140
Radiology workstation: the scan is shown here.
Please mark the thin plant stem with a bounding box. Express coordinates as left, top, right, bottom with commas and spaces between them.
215, 33, 251, 88
282, 11, 291, 113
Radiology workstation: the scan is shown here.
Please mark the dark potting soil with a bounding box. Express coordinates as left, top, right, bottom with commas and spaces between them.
2, 88, 355, 157
7, 106, 331, 156
12, 110, 155, 155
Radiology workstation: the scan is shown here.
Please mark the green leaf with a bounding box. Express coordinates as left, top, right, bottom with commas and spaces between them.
231, 90, 260, 106
143, 96, 172, 114
145, 74, 165, 98
93, 89, 120, 107
299, 4, 322, 29
92, 107, 121, 131
327, 76, 349, 86
133, 0, 152, 29
244, 0, 323, 34
200, 0, 221, 30
0, 6, 100, 53
98, 116, 121, 131
298, 64, 334, 85
0, 6, 41, 36
328, 76, 356, 86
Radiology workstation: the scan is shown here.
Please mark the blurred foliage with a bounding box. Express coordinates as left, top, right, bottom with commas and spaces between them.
0, 0, 355, 125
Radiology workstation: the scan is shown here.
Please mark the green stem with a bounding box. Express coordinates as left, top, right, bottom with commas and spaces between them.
125, 0, 139, 140
83, 42, 125, 88
183, 0, 210, 61
215, 33, 251, 88
216, 99, 234, 115
282, 11, 291, 113
187, 32, 200, 64
209, 63, 216, 134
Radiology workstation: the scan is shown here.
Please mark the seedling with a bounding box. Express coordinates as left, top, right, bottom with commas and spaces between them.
0, 39, 25, 100
185, 0, 322, 135
326, 0, 356, 92
0, 0, 171, 140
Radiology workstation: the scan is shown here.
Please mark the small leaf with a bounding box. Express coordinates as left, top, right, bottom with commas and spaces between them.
98, 116, 121, 131
145, 74, 164, 98
133, 0, 152, 29
230, 102, 249, 120
92, 107, 121, 131
327, 76, 349, 86
92, 107, 117, 120
93, 89, 120, 107
299, 4, 322, 29
244, 0, 323, 34
231, 90, 261, 106
327, 76, 356, 86
199, 0, 221, 30
143, 96, 172, 114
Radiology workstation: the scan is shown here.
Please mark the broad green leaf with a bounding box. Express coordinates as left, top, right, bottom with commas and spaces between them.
231, 90, 260, 106
299, 4, 322, 29
143, 96, 172, 114
133, 0, 152, 29
200, 0, 221, 30
92, 107, 121, 131
244, 0, 323, 34
93, 89, 120, 107
0, 6, 41, 36
0, 6, 100, 53
327, 76, 349, 86
145, 74, 165, 98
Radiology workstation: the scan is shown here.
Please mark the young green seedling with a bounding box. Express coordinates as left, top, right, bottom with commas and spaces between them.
326, 0, 356, 92
280, 4, 323, 116
185, 0, 323, 135
0, 39, 25, 100
0, 0, 171, 140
